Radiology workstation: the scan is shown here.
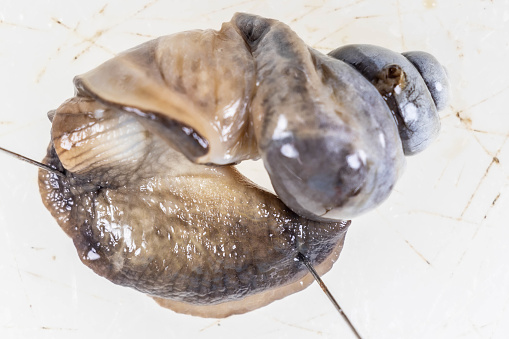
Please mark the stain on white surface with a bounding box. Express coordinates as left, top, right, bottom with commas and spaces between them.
1, 1, 508, 338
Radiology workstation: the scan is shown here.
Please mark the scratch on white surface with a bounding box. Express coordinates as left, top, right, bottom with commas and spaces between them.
121, 0, 161, 19
24, 270, 72, 288
460, 144, 505, 219
0, 118, 47, 143
205, 0, 257, 16
124, 31, 158, 39
2, 228, 35, 319
199, 320, 221, 332
312, 12, 388, 49
482, 191, 501, 220
313, 20, 354, 46
0, 19, 38, 31
39, 0, 161, 81
290, 5, 322, 23
332, 0, 366, 12
408, 209, 470, 223
313, 0, 372, 48
50, 18, 114, 61
35, 18, 114, 82
396, 0, 406, 50
376, 208, 434, 266
1, 325, 78, 331
470, 129, 509, 137
40, 326, 78, 331
433, 158, 452, 189
354, 14, 382, 19
450, 83, 509, 222
404, 239, 431, 265
490, 192, 501, 208
19, 267, 119, 303
98, 4, 108, 14
35, 44, 62, 83
273, 318, 325, 335
456, 84, 509, 118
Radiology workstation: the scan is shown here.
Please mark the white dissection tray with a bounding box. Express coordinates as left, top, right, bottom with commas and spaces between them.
0, 1, 508, 338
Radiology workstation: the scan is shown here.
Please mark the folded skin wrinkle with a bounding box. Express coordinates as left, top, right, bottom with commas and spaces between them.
36, 12, 448, 318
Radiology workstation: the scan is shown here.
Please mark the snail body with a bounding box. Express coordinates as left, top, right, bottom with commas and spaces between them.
237, 15, 405, 220
40, 101, 348, 317
37, 13, 449, 317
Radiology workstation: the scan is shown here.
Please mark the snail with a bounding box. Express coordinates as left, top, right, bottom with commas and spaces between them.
1, 12, 449, 333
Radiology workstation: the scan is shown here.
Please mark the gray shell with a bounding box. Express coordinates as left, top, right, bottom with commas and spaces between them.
329, 44, 448, 155
403, 51, 450, 112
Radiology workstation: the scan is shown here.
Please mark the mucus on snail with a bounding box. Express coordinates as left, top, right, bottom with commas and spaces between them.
1, 12, 449, 326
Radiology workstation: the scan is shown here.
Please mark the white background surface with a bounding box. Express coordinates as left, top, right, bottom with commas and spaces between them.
1, 0, 509, 338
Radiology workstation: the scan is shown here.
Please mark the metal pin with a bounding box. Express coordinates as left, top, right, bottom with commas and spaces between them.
0, 146, 65, 177
297, 252, 361, 339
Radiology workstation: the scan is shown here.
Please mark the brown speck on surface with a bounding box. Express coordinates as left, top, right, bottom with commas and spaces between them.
482, 191, 502, 220
456, 111, 472, 128
492, 193, 501, 206
52, 18, 66, 28
423, 0, 437, 9
98, 4, 108, 14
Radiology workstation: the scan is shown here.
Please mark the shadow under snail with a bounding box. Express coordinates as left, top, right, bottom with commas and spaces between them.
0, 12, 449, 334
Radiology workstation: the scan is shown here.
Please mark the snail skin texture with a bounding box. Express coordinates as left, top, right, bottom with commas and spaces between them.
38, 13, 449, 318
